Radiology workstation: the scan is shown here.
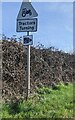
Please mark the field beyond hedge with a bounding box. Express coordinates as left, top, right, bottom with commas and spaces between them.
0, 82, 74, 119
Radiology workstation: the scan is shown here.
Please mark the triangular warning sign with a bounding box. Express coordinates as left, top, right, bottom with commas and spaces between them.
17, 2, 38, 19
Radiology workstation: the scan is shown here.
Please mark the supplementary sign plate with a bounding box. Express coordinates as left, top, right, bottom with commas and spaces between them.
23, 35, 33, 45
16, 18, 37, 32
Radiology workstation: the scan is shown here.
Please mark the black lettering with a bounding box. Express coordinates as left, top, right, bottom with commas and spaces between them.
19, 22, 22, 25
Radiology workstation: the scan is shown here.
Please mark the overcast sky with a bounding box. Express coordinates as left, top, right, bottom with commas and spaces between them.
1, 1, 73, 53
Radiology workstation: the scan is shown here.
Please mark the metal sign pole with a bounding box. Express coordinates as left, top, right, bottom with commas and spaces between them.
16, 0, 38, 100
26, 31, 30, 99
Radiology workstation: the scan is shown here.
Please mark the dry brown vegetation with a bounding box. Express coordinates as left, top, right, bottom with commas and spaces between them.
1, 40, 74, 102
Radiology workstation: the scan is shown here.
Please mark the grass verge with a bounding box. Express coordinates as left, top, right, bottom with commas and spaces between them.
1, 82, 74, 119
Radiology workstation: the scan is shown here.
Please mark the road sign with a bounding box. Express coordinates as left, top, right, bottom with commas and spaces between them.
16, 18, 37, 32
23, 35, 33, 45
17, 2, 38, 19
16, 0, 38, 99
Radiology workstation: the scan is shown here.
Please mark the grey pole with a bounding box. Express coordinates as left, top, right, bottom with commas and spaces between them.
26, 31, 30, 99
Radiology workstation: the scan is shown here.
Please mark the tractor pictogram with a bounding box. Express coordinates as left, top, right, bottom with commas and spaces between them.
22, 8, 32, 17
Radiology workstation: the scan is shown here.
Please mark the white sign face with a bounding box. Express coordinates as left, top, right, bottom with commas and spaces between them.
23, 35, 33, 45
17, 18, 37, 32
17, 2, 38, 19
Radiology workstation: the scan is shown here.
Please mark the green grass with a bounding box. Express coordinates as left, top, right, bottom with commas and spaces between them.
0, 82, 74, 119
